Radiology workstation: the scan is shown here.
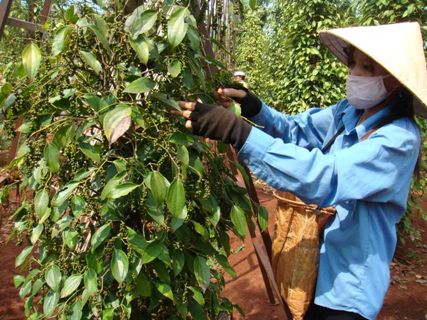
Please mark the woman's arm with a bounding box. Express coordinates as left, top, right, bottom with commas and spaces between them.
238, 117, 420, 208
248, 100, 345, 150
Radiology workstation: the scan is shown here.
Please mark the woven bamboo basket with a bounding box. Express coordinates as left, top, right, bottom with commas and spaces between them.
272, 191, 335, 320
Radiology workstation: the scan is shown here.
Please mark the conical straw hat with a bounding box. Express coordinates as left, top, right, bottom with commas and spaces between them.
319, 22, 427, 118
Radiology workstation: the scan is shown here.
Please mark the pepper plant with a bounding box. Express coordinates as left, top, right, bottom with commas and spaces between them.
1, 2, 255, 319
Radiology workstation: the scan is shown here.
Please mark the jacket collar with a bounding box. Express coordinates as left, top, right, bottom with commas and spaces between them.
341, 99, 394, 140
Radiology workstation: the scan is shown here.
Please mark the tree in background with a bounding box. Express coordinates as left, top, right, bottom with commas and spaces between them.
266, 0, 351, 113
234, 7, 270, 97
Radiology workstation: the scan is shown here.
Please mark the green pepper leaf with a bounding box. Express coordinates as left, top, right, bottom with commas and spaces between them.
123, 77, 155, 94
60, 274, 82, 298
91, 224, 112, 250
167, 6, 190, 48
22, 42, 41, 80
44, 143, 60, 173
130, 37, 150, 64
52, 26, 71, 56
30, 224, 44, 244
166, 178, 186, 218
193, 256, 210, 290
155, 282, 174, 301
34, 189, 49, 218
168, 59, 182, 78
111, 249, 129, 284
257, 205, 268, 232
124, 8, 158, 39
230, 205, 247, 239
84, 268, 97, 296
16, 245, 33, 267
79, 50, 102, 74
45, 265, 62, 292
43, 290, 59, 316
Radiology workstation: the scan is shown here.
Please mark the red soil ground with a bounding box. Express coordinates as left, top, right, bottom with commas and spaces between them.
0, 190, 426, 320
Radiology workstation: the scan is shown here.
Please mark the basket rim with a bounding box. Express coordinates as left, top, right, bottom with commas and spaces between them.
273, 191, 336, 215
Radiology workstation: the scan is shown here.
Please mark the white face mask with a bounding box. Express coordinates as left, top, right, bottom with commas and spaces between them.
346, 75, 391, 109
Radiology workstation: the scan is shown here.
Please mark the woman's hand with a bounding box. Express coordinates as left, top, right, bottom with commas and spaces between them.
217, 87, 247, 108
216, 84, 262, 117
173, 100, 252, 150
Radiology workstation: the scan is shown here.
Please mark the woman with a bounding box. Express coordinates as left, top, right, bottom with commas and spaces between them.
175, 22, 426, 320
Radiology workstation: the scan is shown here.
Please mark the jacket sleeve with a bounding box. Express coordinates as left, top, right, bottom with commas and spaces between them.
248, 101, 343, 150
238, 118, 420, 208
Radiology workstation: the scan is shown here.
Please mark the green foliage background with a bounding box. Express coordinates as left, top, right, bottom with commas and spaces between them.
236, 0, 352, 112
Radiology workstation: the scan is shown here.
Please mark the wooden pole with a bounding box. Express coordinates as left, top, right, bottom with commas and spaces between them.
0, 0, 14, 39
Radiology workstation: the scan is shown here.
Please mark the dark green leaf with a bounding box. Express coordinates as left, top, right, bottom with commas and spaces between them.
71, 196, 85, 216
123, 77, 155, 94
146, 171, 168, 205
91, 224, 112, 250
111, 249, 129, 284
167, 6, 190, 48
187, 27, 200, 51
130, 37, 150, 64
30, 224, 43, 244
136, 272, 151, 297
63, 230, 79, 249
109, 183, 139, 199
34, 189, 49, 218
189, 286, 205, 305
84, 268, 97, 296
79, 141, 101, 163
90, 15, 111, 54
52, 26, 71, 56
60, 274, 82, 298
172, 250, 185, 276
101, 172, 125, 200
169, 131, 194, 145
141, 240, 162, 264
193, 256, 210, 289
230, 205, 247, 239
257, 205, 268, 232
125, 8, 158, 39
216, 254, 236, 278
182, 69, 193, 89
44, 143, 60, 173
168, 60, 182, 78
53, 125, 74, 148
43, 291, 59, 316
79, 50, 102, 74
155, 282, 174, 301
151, 93, 180, 111
166, 178, 185, 218
52, 182, 80, 207
45, 265, 62, 292
16, 246, 33, 267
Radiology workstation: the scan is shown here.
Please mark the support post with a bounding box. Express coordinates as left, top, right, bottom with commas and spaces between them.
0, 0, 14, 38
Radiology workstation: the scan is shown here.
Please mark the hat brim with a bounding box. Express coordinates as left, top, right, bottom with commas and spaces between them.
319, 30, 427, 118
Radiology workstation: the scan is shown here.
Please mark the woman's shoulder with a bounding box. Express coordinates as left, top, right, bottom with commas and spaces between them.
375, 116, 421, 145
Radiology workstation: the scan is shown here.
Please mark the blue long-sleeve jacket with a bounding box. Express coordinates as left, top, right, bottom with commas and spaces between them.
238, 99, 420, 319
